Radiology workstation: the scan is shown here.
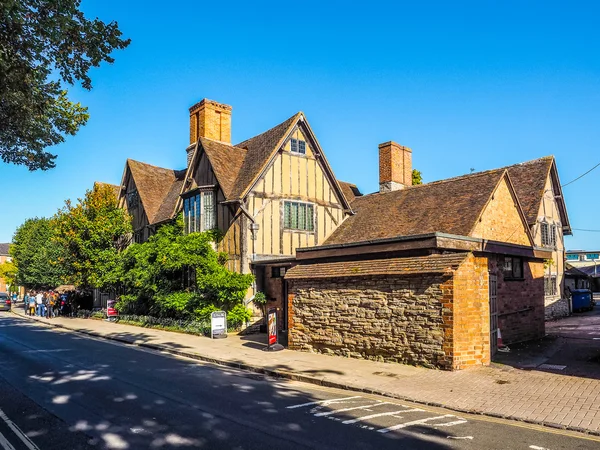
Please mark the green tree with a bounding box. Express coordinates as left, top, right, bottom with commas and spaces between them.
412, 169, 423, 185
0, 1, 130, 170
52, 183, 132, 289
0, 260, 17, 292
11, 218, 67, 289
115, 217, 253, 320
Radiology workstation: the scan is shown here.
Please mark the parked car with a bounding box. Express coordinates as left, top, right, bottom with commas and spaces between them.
0, 293, 11, 311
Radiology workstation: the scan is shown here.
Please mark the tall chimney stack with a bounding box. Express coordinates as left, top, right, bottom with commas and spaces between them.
378, 141, 412, 193
189, 99, 232, 145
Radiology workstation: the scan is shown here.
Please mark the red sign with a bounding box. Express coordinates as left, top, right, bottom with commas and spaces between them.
107, 299, 118, 317
268, 308, 277, 346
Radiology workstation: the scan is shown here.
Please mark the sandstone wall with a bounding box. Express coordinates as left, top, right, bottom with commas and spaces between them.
288, 274, 453, 369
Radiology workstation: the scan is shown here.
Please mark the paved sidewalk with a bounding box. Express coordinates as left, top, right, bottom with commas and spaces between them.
9, 308, 600, 435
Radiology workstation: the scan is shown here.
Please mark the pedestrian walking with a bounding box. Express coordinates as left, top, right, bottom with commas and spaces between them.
23, 292, 29, 314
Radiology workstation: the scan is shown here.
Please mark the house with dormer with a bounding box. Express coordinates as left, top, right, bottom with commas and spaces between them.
111, 97, 571, 368
116, 99, 360, 326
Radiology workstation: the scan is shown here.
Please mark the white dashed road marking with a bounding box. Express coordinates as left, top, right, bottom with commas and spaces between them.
432, 419, 469, 427
314, 402, 392, 417
0, 407, 40, 450
286, 396, 362, 409
377, 414, 456, 433
288, 395, 469, 438
0, 432, 16, 450
342, 408, 424, 425
529, 446, 550, 450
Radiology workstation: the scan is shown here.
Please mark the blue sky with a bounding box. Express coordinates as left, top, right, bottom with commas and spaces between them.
2, 0, 599, 249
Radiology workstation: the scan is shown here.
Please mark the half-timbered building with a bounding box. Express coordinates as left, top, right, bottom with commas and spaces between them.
116, 99, 360, 327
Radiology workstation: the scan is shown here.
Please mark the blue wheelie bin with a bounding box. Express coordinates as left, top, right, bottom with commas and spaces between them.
572, 289, 593, 312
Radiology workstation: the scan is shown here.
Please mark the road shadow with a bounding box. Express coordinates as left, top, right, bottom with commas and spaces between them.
0, 314, 455, 450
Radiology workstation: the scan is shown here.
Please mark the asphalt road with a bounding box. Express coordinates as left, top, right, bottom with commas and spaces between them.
0, 312, 599, 450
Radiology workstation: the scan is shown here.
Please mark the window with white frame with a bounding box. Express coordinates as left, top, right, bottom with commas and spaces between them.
290, 138, 306, 155
284, 201, 314, 231
544, 276, 557, 296
585, 253, 599, 260
183, 191, 216, 234
541, 222, 557, 247
566, 254, 580, 261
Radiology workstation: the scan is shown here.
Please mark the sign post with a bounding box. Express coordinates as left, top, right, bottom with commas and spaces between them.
264, 307, 284, 351
211, 311, 227, 339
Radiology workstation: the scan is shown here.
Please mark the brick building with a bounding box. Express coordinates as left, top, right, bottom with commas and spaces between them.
100, 97, 570, 368
286, 142, 555, 370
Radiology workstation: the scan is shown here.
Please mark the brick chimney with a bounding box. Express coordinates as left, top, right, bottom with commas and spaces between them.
189, 99, 232, 145
379, 141, 412, 193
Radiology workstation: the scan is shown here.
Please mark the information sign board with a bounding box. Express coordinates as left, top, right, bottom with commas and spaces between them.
211, 311, 227, 339
268, 308, 277, 346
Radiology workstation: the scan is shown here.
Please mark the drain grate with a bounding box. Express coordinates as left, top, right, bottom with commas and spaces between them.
537, 364, 566, 370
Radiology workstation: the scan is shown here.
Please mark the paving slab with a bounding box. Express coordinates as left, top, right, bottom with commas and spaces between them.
8, 306, 600, 436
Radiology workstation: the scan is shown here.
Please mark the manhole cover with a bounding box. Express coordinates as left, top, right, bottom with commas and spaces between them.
537, 364, 566, 370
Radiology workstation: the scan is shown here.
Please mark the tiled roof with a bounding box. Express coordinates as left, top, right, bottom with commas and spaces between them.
338, 181, 362, 203
285, 253, 469, 279
94, 182, 120, 201
230, 113, 301, 199
325, 169, 506, 246
199, 137, 247, 200
505, 157, 553, 225
152, 170, 186, 224
0, 243, 9, 255
128, 160, 185, 225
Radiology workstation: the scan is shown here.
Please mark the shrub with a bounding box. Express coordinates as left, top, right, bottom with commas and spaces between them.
253, 291, 267, 317
195, 304, 219, 321
227, 304, 252, 328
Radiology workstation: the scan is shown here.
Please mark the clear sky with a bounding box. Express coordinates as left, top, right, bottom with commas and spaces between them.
2, 0, 599, 250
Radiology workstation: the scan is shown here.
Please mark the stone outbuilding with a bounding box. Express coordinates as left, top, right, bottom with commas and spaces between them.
286, 161, 552, 370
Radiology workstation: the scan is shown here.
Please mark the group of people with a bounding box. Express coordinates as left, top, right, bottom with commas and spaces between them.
23, 291, 61, 319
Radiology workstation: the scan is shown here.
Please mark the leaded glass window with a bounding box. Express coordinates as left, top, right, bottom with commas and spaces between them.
182, 190, 216, 234
283, 201, 314, 231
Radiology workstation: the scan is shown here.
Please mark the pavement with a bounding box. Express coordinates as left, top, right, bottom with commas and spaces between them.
9, 304, 600, 437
